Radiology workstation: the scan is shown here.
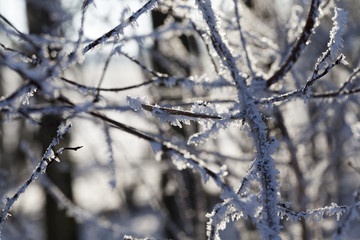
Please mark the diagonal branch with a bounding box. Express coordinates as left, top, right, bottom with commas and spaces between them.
0, 124, 78, 231
83, 0, 157, 53
56, 95, 243, 205
266, 0, 321, 87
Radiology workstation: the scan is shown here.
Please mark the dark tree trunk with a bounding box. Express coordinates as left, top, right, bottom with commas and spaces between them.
25, 1, 77, 239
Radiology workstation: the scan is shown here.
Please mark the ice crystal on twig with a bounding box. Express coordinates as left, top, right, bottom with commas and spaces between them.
328, 8, 348, 61
0, 122, 73, 234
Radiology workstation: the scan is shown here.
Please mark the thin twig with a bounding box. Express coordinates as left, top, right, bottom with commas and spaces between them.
0, 14, 40, 52
56, 94, 242, 205
233, 0, 255, 78
0, 124, 80, 230
266, 0, 321, 87
303, 54, 345, 94
83, 0, 158, 53
142, 103, 223, 120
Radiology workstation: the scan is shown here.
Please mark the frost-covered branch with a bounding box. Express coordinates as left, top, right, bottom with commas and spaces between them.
0, 0, 359, 239
20, 141, 123, 235
257, 54, 347, 105
56, 95, 239, 197
83, 0, 158, 53
278, 202, 352, 223
267, 0, 321, 87
0, 123, 80, 234
196, 0, 281, 238
302, 54, 345, 95
140, 102, 242, 121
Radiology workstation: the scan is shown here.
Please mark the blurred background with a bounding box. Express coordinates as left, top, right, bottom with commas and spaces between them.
1, 0, 360, 239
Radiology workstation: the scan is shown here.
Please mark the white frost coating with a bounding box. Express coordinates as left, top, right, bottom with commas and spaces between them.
196, 0, 281, 237
0, 122, 72, 230
152, 106, 191, 128
190, 101, 223, 127
328, 8, 348, 61
21, 141, 124, 235
188, 101, 239, 145
2, 51, 63, 99
188, 123, 217, 145
83, 0, 158, 53
126, 96, 148, 111
265, 137, 280, 156
188, 120, 228, 145
206, 194, 258, 239
52, 123, 72, 146
167, 149, 209, 183
191, 101, 217, 115
165, 144, 212, 183
206, 203, 240, 240
56, 148, 64, 156
279, 202, 349, 223
170, 151, 188, 170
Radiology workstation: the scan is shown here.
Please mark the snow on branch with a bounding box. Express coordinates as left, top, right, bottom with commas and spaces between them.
257, 56, 350, 104
300, 8, 348, 96
278, 202, 353, 223
266, 0, 321, 87
206, 195, 258, 240
83, 0, 158, 53
196, 0, 281, 238
328, 8, 348, 61
303, 54, 346, 95
127, 97, 242, 120
21, 142, 124, 235
1, 0, 359, 239
60, 96, 249, 218
127, 97, 245, 144
0, 122, 81, 234
0, 50, 60, 100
